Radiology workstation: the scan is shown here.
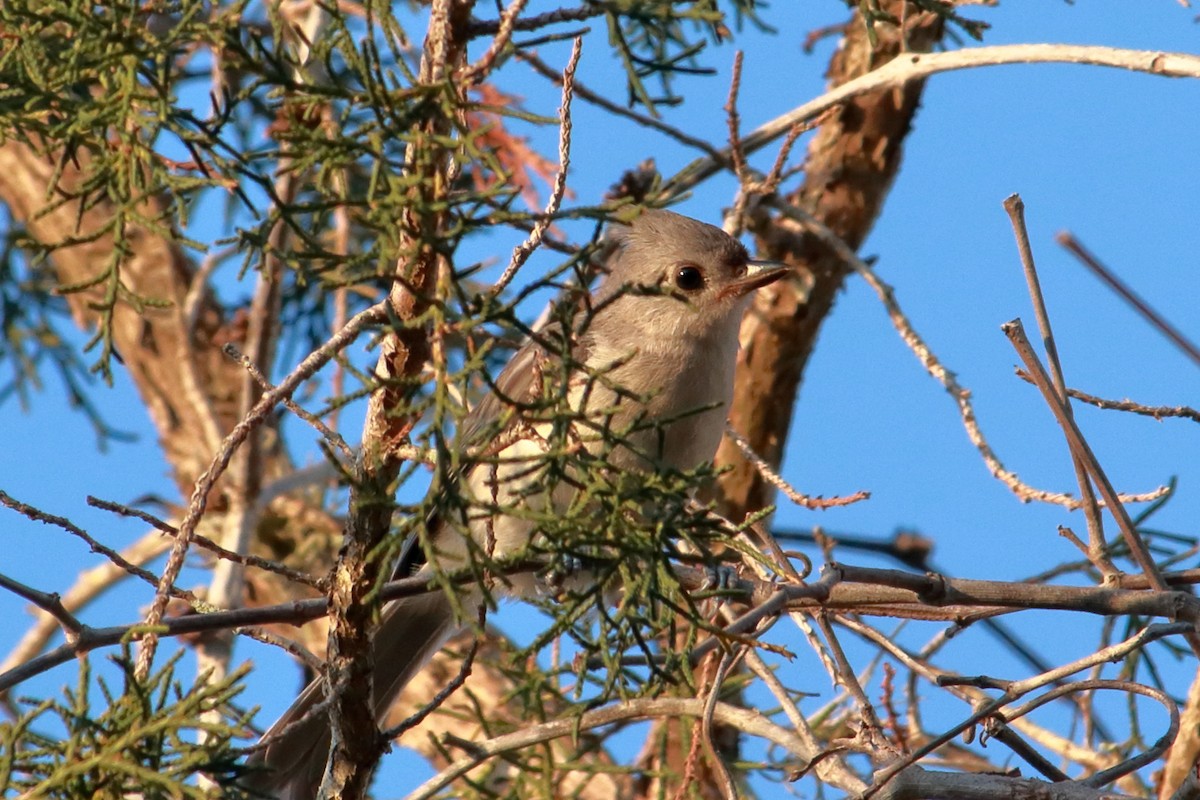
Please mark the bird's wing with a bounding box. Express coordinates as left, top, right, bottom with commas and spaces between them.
394, 322, 587, 577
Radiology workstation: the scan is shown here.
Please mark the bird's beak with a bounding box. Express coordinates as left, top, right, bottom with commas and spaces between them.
728, 259, 789, 298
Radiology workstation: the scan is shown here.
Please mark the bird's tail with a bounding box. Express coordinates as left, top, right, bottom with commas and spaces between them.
243, 590, 456, 799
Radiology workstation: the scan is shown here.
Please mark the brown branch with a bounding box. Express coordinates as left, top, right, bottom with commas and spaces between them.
6, 552, 1199, 697
323, 2, 475, 793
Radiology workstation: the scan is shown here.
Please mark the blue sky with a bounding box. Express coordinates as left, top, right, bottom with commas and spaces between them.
1, 1, 1197, 795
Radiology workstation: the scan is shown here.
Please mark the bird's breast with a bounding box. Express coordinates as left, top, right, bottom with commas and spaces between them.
588, 334, 738, 472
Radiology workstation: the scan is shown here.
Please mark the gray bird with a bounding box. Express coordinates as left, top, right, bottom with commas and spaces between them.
245, 209, 788, 798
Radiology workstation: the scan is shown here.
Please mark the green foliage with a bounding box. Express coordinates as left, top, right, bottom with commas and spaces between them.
604, 0, 769, 110
0, 217, 137, 448
0, 0, 767, 409
0, 648, 254, 798
0, 0, 783, 793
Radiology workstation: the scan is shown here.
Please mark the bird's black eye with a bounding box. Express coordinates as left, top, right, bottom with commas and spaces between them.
674, 265, 705, 292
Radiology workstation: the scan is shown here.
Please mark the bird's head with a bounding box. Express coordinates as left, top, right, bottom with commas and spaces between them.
591, 209, 788, 344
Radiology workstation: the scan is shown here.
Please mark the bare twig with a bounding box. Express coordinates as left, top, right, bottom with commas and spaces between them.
466, 4, 604, 36
737, 641, 864, 790
519, 52, 722, 159
461, 0, 530, 85
490, 36, 581, 296
0, 491, 198, 606
1008, 680, 1177, 788
237, 627, 324, 674
725, 424, 870, 509
873, 765, 1139, 800
86, 496, 323, 590
1002, 319, 1200, 659
860, 620, 1191, 798
0, 530, 169, 679
724, 51, 749, 183
1013, 370, 1199, 422
382, 637, 480, 741
1004, 195, 1114, 578
402, 697, 823, 800
225, 342, 356, 465
0, 574, 83, 639
1057, 231, 1200, 367
767, 198, 1168, 509
134, 300, 387, 676
700, 651, 741, 800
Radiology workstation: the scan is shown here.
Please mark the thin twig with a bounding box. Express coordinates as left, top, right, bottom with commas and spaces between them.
762, 117, 821, 193
724, 51, 749, 183
725, 424, 870, 509
86, 496, 324, 590
1057, 231, 1200, 367
732, 613, 867, 789
461, 0, 531, 85
1002, 320, 1200, 660
1003, 195, 1114, 578
490, 36, 581, 296
224, 342, 356, 465
0, 573, 83, 637
0, 491, 199, 606
666, 44, 1200, 197
0, 530, 169, 678
519, 51, 722, 159
1014, 370, 1199, 422
701, 650, 742, 800
1006, 679, 1178, 788
383, 637, 480, 741
401, 697, 833, 800
465, 4, 604, 36
245, 695, 336, 753
237, 626, 324, 673
841, 616, 1132, 778
861, 636, 1184, 800
814, 614, 891, 752
767, 197, 1168, 509
134, 301, 387, 676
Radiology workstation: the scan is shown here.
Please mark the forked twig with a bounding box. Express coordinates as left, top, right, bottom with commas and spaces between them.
1003, 195, 1113, 578
1003, 319, 1200, 659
